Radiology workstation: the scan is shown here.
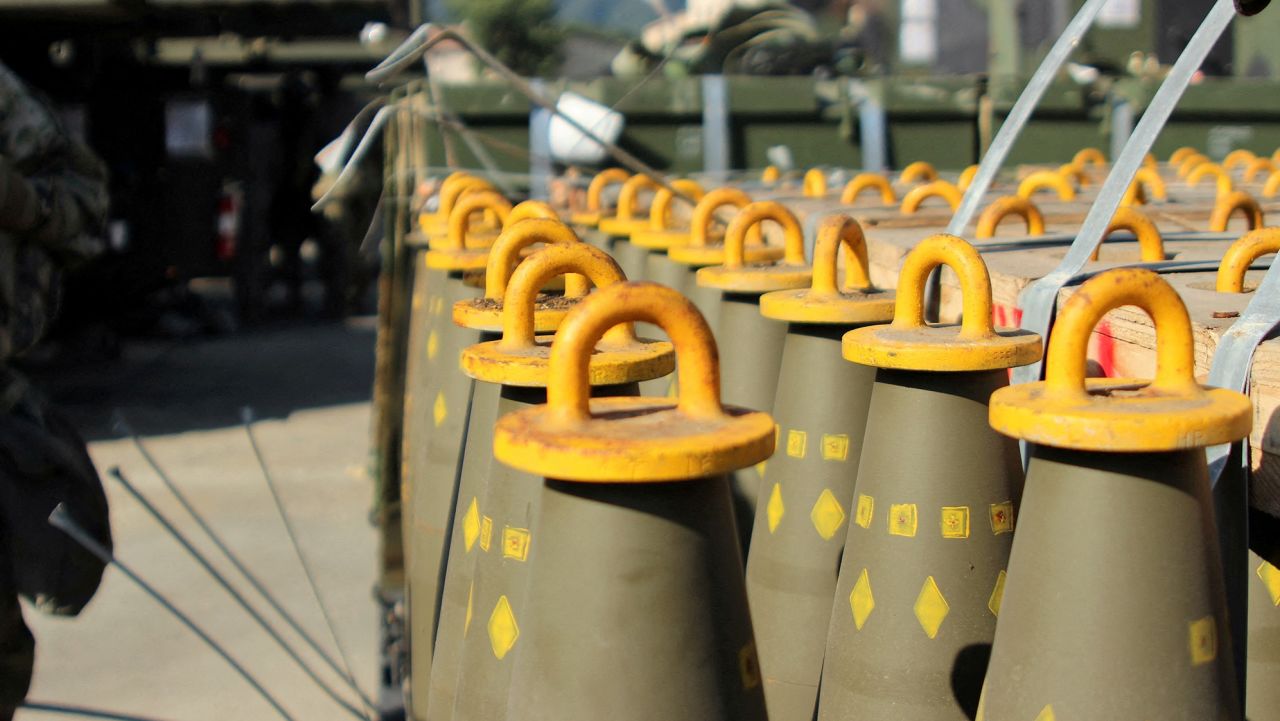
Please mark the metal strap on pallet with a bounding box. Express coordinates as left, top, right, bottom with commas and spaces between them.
1013, 0, 1239, 387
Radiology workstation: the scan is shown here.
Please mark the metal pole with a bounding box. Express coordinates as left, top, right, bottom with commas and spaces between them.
529, 78, 553, 200
701, 74, 730, 181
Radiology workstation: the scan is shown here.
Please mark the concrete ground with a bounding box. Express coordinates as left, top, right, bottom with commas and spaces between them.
14, 318, 383, 721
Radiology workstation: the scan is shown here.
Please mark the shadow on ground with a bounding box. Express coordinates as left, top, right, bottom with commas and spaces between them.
21, 317, 377, 441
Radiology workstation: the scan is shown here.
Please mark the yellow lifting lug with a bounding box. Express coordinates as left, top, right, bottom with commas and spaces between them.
1169, 146, 1202, 166
460, 243, 673, 387
989, 268, 1252, 452
667, 188, 774, 267
696, 201, 812, 294
423, 191, 513, 270
451, 218, 588, 331
957, 164, 980, 192
493, 281, 776, 482
1073, 147, 1107, 168
1216, 227, 1280, 293
898, 161, 939, 185
1186, 162, 1234, 198
762, 165, 782, 185
803, 168, 828, 198
1091, 206, 1166, 262
630, 179, 706, 250
842, 234, 1042, 372
1016, 170, 1076, 202
421, 174, 498, 239
570, 168, 630, 227
975, 196, 1046, 240
597, 174, 659, 237
1224, 148, 1258, 171
1244, 157, 1277, 183
760, 215, 896, 325
900, 180, 963, 215
1210, 190, 1265, 233
840, 173, 897, 205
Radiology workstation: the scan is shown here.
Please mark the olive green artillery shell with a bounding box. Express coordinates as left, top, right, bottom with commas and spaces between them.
744, 324, 876, 721
432, 381, 640, 717
449, 383, 639, 721
579, 227, 610, 253
718, 292, 789, 556
610, 237, 652, 282
1248, 545, 1280, 721
819, 368, 1022, 721
633, 249, 684, 397
404, 268, 483, 715
978, 446, 1239, 721
505, 474, 766, 721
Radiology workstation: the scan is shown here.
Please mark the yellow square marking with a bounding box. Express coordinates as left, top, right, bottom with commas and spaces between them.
427, 330, 439, 361
1258, 560, 1280, 606
766, 483, 785, 534
941, 506, 970, 539
502, 527, 531, 562
787, 429, 807, 458
888, 503, 918, 537
462, 498, 481, 552
479, 516, 493, 552
810, 489, 847, 540
913, 575, 950, 639
1189, 615, 1217, 666
989, 501, 1015, 535
488, 595, 520, 659
821, 434, 850, 461
849, 568, 874, 630
738, 641, 761, 690
855, 494, 874, 529
988, 570, 1007, 617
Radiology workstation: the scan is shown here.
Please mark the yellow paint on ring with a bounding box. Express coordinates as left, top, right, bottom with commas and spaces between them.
900, 180, 963, 214
1169, 146, 1201, 165
493, 282, 775, 482
597, 174, 659, 236
630, 179, 706, 249
1209, 190, 1265, 233
695, 201, 809, 293
1244, 157, 1277, 183
570, 168, 629, 227
1186, 162, 1234, 198
1017, 170, 1076, 201
1266, 170, 1280, 199
1224, 148, 1258, 171
1217, 228, 1280, 292
975, 196, 1046, 240
989, 268, 1253, 452
1090, 206, 1165, 262
842, 234, 1042, 372
1073, 147, 1106, 168
957, 164, 980, 192
667, 188, 774, 266
899, 161, 939, 185
760, 215, 895, 324
423, 190, 513, 270
841, 173, 897, 205
803, 168, 828, 197
459, 243, 674, 387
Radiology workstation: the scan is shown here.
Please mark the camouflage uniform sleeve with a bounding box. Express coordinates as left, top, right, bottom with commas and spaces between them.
0, 61, 108, 260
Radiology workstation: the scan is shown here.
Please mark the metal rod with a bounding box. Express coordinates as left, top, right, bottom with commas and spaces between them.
46, 505, 297, 721
113, 415, 373, 711
241, 407, 367, 719
107, 468, 369, 721
21, 702, 173, 721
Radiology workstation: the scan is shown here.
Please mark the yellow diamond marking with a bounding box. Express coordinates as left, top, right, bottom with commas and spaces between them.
464, 581, 474, 636
810, 489, 847, 540
479, 516, 493, 552
889, 503, 918, 537
488, 595, 520, 659
990, 501, 1015, 535
988, 570, 1007, 617
502, 526, 531, 561
1258, 560, 1280, 606
914, 576, 950, 639
786, 430, 808, 458
855, 494, 874, 529
433, 391, 448, 428
430, 296, 444, 316
1035, 706, 1055, 721
1189, 615, 1217, 666
850, 568, 875, 630
738, 641, 761, 690
462, 498, 481, 552
821, 434, 850, 461
427, 330, 439, 361
941, 506, 971, 539
767, 483, 785, 534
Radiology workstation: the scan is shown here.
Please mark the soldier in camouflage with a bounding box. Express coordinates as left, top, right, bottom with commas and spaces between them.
0, 60, 112, 717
